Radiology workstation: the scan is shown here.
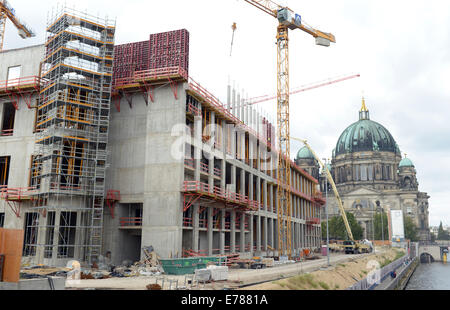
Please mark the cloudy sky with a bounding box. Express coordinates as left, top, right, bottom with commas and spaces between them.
3, 0, 449, 226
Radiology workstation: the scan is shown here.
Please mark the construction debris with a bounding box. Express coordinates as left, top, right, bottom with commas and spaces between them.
146, 283, 162, 290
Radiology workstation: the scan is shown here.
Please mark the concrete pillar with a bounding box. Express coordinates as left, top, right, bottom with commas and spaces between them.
192, 204, 199, 252
263, 216, 268, 252
51, 210, 61, 264
263, 180, 268, 212
74, 210, 82, 260
236, 89, 241, 120
256, 214, 261, 253
232, 83, 236, 117
268, 217, 273, 249
231, 211, 236, 253
240, 213, 245, 253
35, 211, 47, 264
194, 116, 202, 182
220, 210, 225, 254
231, 164, 236, 193
240, 169, 245, 197
207, 207, 213, 256
249, 214, 254, 255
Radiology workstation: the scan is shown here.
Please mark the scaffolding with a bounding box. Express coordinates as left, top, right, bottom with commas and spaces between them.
29, 6, 116, 264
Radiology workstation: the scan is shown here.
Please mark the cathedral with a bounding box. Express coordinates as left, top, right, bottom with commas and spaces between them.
296, 99, 431, 241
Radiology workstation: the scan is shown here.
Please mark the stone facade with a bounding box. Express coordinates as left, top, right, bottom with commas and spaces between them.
296, 101, 431, 241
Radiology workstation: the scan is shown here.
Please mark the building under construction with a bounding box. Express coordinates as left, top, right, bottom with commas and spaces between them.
0, 6, 324, 267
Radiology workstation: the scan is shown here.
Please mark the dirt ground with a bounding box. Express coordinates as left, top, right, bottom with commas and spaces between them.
240, 247, 405, 290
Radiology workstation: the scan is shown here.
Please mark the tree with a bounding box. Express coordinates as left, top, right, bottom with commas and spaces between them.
437, 221, 450, 240
373, 213, 389, 241
404, 216, 418, 242
324, 212, 363, 240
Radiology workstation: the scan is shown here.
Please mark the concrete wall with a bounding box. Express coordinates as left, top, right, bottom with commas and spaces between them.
105, 84, 186, 259
0, 45, 44, 229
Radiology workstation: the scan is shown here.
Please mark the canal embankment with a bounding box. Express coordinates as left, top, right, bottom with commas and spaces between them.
240, 247, 405, 290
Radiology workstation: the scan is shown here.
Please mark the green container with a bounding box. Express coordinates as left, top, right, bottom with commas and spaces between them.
160, 257, 224, 275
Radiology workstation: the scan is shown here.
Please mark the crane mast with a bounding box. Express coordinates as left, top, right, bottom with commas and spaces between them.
243, 0, 335, 258
0, 0, 35, 51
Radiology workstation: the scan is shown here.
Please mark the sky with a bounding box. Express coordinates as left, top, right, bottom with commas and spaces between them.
3, 0, 450, 226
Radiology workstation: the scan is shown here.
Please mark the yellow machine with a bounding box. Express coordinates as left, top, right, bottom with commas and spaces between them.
0, 0, 35, 51
292, 137, 372, 254
243, 0, 335, 259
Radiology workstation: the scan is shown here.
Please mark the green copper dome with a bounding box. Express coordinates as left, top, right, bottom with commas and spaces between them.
296, 146, 314, 160
335, 100, 400, 156
399, 157, 414, 168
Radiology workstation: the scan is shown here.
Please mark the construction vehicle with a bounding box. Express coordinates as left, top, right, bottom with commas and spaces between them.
0, 0, 35, 51
243, 0, 335, 259
291, 137, 372, 255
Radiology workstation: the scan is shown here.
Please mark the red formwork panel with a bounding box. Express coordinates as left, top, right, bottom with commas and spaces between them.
113, 29, 190, 85
149, 29, 189, 74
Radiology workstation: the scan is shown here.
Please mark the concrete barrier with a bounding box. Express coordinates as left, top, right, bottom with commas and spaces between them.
0, 277, 66, 290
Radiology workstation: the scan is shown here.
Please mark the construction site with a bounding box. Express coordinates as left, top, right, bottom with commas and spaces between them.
0, 0, 411, 291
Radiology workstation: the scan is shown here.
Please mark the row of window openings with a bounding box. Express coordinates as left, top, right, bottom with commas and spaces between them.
22, 211, 77, 258
185, 145, 314, 196
1, 146, 93, 189
336, 165, 394, 183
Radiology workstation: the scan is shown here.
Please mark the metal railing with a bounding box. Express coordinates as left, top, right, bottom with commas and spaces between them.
119, 217, 142, 227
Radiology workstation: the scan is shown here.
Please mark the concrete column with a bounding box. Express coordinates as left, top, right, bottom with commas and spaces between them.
240, 169, 245, 197
231, 211, 236, 253
51, 210, 61, 264
240, 213, 245, 253
248, 173, 253, 202
263, 180, 268, 212
221, 121, 227, 190
194, 116, 202, 182
35, 211, 47, 264
236, 90, 241, 120
263, 216, 268, 252
207, 207, 213, 256
256, 214, 261, 253
232, 83, 236, 117
220, 210, 225, 254
192, 204, 199, 252
249, 214, 254, 255
256, 176, 261, 208
240, 130, 246, 161
231, 165, 239, 193
268, 217, 273, 249
227, 82, 231, 111
74, 210, 82, 260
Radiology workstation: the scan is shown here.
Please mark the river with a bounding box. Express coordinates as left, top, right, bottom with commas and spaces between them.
405, 262, 450, 290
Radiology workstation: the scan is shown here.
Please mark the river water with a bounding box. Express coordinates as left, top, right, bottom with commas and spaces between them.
405, 262, 450, 290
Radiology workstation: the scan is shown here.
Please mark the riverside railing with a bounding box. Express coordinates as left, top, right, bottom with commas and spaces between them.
347, 244, 419, 290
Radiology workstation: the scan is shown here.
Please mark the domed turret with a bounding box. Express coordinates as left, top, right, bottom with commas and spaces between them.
399, 157, 414, 168
335, 98, 400, 156
296, 146, 314, 160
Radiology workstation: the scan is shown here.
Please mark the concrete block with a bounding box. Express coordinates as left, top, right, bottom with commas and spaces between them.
207, 266, 228, 281
194, 269, 211, 282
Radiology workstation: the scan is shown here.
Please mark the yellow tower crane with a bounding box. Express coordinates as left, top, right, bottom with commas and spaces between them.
243, 0, 335, 258
0, 0, 35, 51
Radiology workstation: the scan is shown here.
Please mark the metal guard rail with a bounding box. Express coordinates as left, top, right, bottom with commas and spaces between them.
0, 76, 42, 91
183, 181, 259, 211
0, 186, 37, 200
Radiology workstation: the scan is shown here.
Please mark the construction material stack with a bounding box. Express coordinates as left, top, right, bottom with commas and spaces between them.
30, 6, 116, 264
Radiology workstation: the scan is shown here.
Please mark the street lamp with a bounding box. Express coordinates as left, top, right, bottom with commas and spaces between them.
323, 158, 330, 267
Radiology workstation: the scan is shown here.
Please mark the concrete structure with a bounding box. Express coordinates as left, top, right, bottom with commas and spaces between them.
296, 99, 431, 242
0, 12, 324, 267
